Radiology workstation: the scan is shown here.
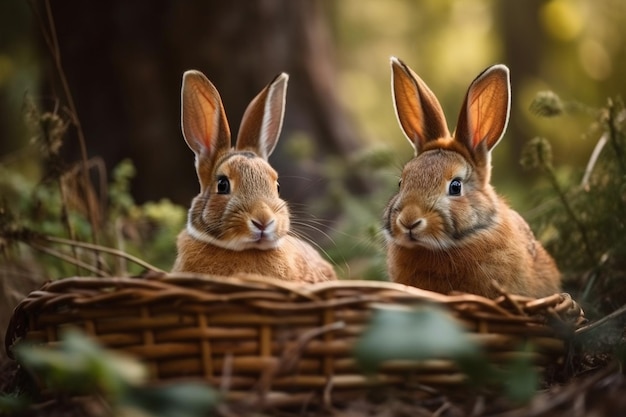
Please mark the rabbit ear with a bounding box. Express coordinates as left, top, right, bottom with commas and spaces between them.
235, 73, 288, 160
454, 64, 510, 153
391, 57, 449, 153
181, 70, 232, 191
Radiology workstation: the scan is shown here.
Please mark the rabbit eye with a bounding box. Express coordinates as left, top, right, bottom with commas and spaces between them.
276, 181, 280, 194
398, 179, 402, 188
216, 176, 230, 194
448, 178, 462, 196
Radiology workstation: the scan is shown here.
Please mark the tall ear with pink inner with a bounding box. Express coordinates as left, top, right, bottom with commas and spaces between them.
454, 64, 511, 154
181, 70, 232, 192
390, 57, 450, 154
235, 73, 289, 160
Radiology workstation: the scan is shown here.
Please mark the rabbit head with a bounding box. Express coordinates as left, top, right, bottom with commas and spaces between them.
181, 70, 290, 251
384, 57, 510, 251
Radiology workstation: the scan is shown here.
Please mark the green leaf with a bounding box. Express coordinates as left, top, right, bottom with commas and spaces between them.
122, 383, 220, 417
13, 329, 221, 416
456, 353, 495, 387
502, 346, 539, 405
14, 328, 147, 396
353, 304, 479, 372
0, 393, 31, 413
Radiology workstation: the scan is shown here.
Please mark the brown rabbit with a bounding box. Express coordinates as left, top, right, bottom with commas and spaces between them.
171, 70, 336, 283
383, 57, 561, 298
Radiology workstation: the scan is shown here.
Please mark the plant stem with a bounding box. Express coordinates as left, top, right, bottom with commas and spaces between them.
28, 0, 105, 275
606, 99, 626, 176
42, 0, 101, 243
57, 180, 80, 275
29, 242, 108, 277
44, 236, 166, 274
541, 157, 596, 266
29, 0, 102, 244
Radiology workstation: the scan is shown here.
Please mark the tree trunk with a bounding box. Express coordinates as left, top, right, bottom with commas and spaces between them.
43, 0, 368, 234
496, 0, 546, 168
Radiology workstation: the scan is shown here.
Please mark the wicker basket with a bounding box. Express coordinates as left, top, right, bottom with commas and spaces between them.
5, 273, 585, 407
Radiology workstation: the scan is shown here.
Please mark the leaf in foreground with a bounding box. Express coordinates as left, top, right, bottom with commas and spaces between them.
353, 304, 479, 372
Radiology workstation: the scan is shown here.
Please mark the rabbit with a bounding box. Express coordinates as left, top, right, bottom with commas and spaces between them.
383, 57, 561, 298
171, 70, 336, 283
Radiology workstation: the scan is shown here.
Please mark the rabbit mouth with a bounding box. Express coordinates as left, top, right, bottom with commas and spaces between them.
395, 232, 452, 251
250, 231, 281, 249
248, 217, 283, 248
396, 232, 424, 248
186, 223, 281, 251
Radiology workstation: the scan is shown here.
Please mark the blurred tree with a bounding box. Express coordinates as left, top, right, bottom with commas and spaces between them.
496, 0, 545, 168
2, 0, 626, 276
0, 0, 39, 155
332, 0, 626, 207
35, 0, 369, 231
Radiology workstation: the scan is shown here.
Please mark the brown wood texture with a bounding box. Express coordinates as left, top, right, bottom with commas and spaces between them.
6, 273, 585, 407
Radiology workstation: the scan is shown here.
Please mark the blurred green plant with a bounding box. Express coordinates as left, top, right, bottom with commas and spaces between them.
287, 137, 399, 280
1, 329, 219, 417
353, 304, 479, 369
523, 93, 626, 314
353, 304, 541, 404
0, 96, 186, 278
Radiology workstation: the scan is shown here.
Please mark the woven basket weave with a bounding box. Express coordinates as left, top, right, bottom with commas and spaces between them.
5, 273, 585, 407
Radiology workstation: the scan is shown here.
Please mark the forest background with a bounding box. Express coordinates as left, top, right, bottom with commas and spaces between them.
1, 1, 626, 415
0, 0, 624, 284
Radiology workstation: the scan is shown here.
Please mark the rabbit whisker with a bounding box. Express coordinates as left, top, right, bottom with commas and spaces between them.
288, 228, 335, 262
290, 221, 337, 248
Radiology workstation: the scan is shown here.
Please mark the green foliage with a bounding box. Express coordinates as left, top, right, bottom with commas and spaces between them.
301, 143, 399, 280
0, 100, 186, 277
108, 160, 187, 274
8, 329, 219, 417
14, 329, 146, 396
455, 344, 540, 405
126, 383, 220, 417
500, 345, 540, 405
353, 305, 479, 371
0, 392, 30, 414
353, 305, 541, 404
109, 158, 137, 216
529, 91, 565, 118
524, 94, 626, 311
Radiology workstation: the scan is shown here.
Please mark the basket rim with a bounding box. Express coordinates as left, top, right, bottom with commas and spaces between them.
6, 272, 586, 355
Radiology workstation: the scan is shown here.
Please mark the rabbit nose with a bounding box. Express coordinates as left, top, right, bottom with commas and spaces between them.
252, 219, 275, 231
400, 219, 423, 231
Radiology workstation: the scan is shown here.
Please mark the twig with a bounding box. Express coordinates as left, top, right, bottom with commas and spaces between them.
542, 161, 596, 266
580, 133, 608, 190
219, 353, 233, 395
606, 99, 626, 176
489, 362, 619, 417
278, 320, 346, 373
58, 179, 80, 275
29, 241, 108, 277
574, 304, 626, 336
255, 321, 346, 402
28, 0, 102, 247
432, 401, 452, 417
43, 235, 166, 274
